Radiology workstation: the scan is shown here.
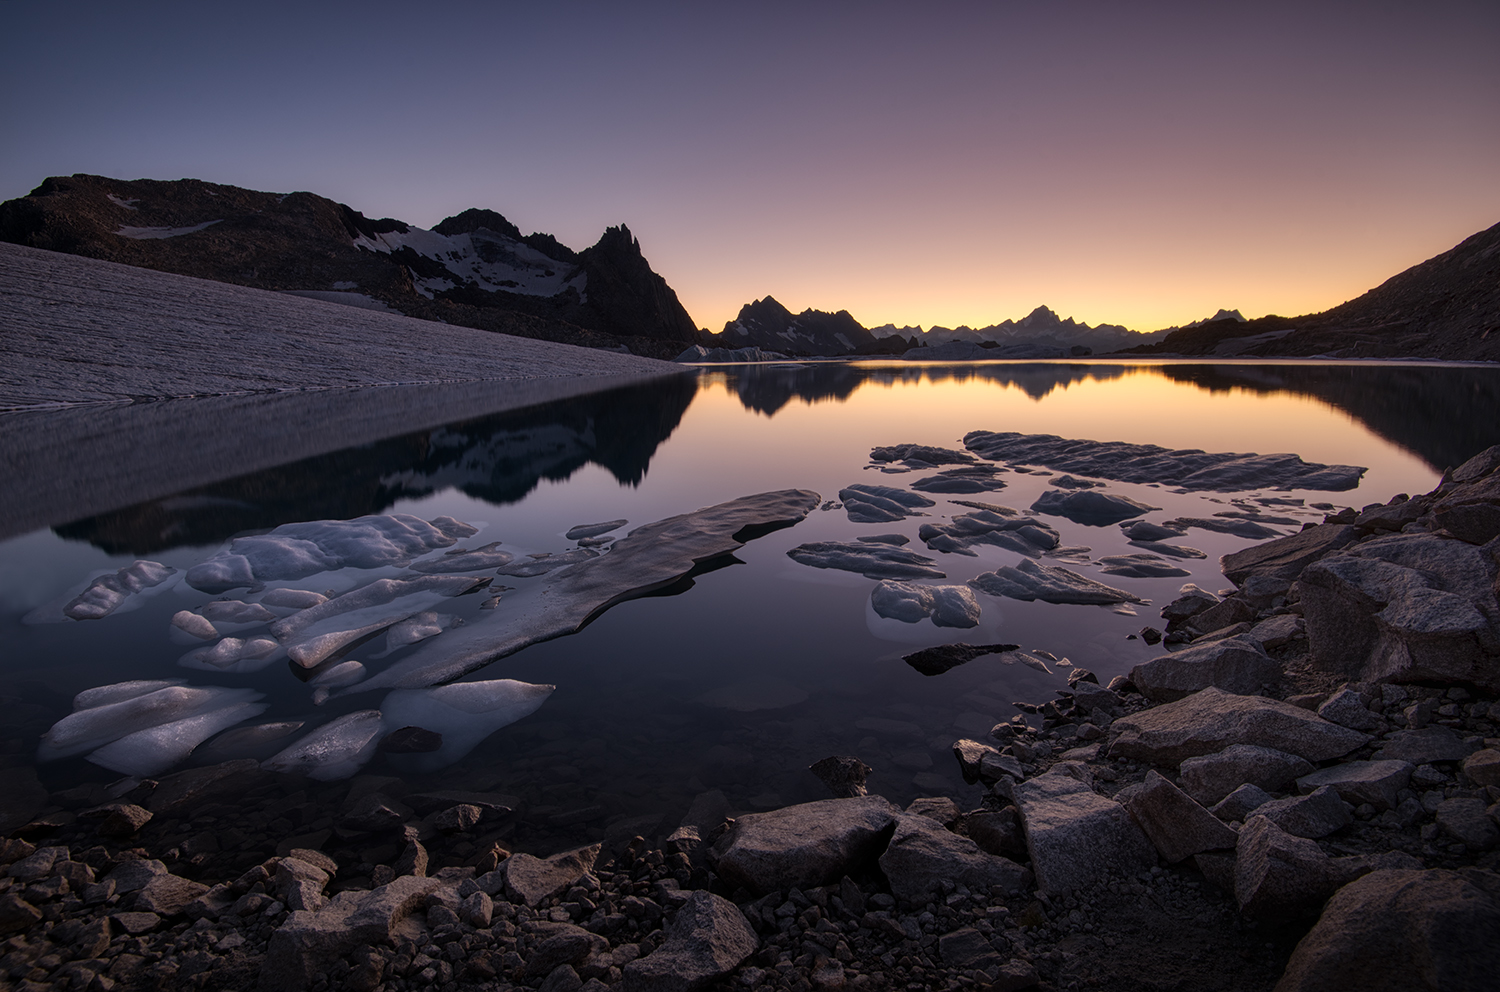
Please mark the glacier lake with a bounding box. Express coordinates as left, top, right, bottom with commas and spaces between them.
2, 359, 1498, 857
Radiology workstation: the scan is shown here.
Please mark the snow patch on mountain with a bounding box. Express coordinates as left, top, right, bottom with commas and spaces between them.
116, 220, 223, 240
353, 225, 583, 298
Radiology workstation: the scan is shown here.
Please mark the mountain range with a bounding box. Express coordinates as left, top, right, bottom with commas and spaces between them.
0, 175, 700, 358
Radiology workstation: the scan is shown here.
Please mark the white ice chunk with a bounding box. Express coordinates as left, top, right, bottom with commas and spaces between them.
198, 600, 277, 624
271, 575, 488, 668
171, 610, 219, 641
408, 543, 513, 574
261, 710, 385, 780
115, 220, 223, 239
969, 559, 1145, 605
565, 520, 627, 541
62, 560, 177, 620
379, 679, 555, 771
871, 581, 981, 627
178, 636, 283, 673
194, 720, 307, 763
73, 680, 186, 712
310, 661, 367, 687
40, 685, 262, 762
86, 700, 268, 776
259, 588, 329, 610
380, 612, 461, 652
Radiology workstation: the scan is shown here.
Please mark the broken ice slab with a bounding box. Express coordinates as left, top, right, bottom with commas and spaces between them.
869, 444, 976, 466
185, 513, 478, 593
839, 484, 936, 523
1126, 540, 1207, 560
197, 600, 277, 624
39, 684, 265, 762
565, 519, 628, 541
407, 542, 514, 574
51, 558, 175, 618
73, 680, 186, 711
310, 660, 367, 688
495, 548, 598, 577
1097, 554, 1193, 579
1031, 490, 1158, 526
86, 699, 268, 777
1163, 516, 1286, 539
194, 720, 308, 763
870, 580, 981, 628
917, 510, 1060, 558
379, 679, 556, 772
261, 710, 385, 781
171, 610, 219, 641
379, 612, 461, 653
969, 558, 1146, 606
787, 541, 946, 580
909, 466, 1009, 494
179, 636, 283, 673
963, 431, 1365, 492
342, 489, 821, 694
258, 588, 328, 610
269, 574, 490, 668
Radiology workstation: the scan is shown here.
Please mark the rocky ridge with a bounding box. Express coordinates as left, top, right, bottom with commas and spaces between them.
4, 449, 1500, 991
0, 175, 699, 359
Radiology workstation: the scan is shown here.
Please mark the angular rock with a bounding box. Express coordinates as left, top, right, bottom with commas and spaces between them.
1120, 770, 1239, 863
0, 893, 42, 936
1375, 727, 1475, 765
94, 803, 153, 836
1186, 596, 1259, 634
1210, 784, 1274, 822
1234, 815, 1337, 916
1436, 798, 1499, 851
1253, 786, 1352, 839
620, 891, 758, 992
501, 844, 600, 907
148, 759, 263, 815
525, 923, 606, 979
808, 757, 871, 798
111, 911, 162, 934
105, 859, 169, 893
1003, 770, 1154, 895
905, 797, 962, 827
1109, 687, 1369, 766
877, 813, 1028, 903
1250, 614, 1305, 648
1274, 869, 1500, 992
952, 740, 1000, 784
838, 484, 935, 523
1097, 553, 1191, 578
6, 845, 67, 882
134, 874, 210, 915
1316, 689, 1381, 731
260, 891, 366, 992
1178, 744, 1314, 805
1298, 533, 1500, 691
1221, 523, 1359, 586
711, 796, 899, 896
1129, 635, 1281, 703
901, 642, 1017, 676
1297, 760, 1413, 812
938, 927, 1004, 969
1463, 749, 1500, 788
1160, 584, 1219, 624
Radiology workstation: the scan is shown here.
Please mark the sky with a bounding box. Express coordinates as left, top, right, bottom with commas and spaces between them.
2, 1, 1497, 334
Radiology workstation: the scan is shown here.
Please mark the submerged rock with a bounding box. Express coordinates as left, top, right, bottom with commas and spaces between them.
969, 558, 1143, 605
871, 580, 981, 627
809, 756, 872, 798
839, 484, 936, 522
961, 431, 1366, 492
901, 642, 1019, 677
261, 710, 385, 781
917, 510, 1060, 558
788, 541, 946, 579
186, 513, 477, 592
1031, 490, 1158, 526
346, 491, 820, 693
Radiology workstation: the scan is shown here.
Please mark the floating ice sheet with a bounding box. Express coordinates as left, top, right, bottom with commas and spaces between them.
917, 511, 1060, 558
270, 574, 489, 667
788, 541, 946, 580
179, 636, 282, 673
1163, 516, 1286, 539
839, 484, 935, 523
1031, 490, 1159, 526
969, 559, 1145, 606
262, 710, 385, 780
495, 548, 598, 577
40, 684, 264, 762
565, 519, 628, 541
87, 700, 268, 776
379, 612, 461, 653
1097, 554, 1192, 578
1126, 540, 1208, 560
185, 513, 477, 593
342, 490, 820, 694
379, 679, 556, 771
909, 466, 1008, 494
869, 444, 976, 466
408, 542, 514, 574
38, 561, 178, 622
962, 431, 1366, 492
871, 580, 981, 627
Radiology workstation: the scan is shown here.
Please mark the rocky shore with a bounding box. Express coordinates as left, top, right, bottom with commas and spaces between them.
4, 448, 1500, 992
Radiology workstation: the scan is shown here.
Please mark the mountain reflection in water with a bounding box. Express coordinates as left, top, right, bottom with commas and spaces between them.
56, 375, 698, 555
716, 361, 1500, 473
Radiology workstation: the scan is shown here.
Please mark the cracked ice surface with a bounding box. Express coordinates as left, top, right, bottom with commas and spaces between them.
969, 558, 1145, 606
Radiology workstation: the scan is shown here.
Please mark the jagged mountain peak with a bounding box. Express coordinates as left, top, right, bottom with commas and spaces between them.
432, 208, 522, 240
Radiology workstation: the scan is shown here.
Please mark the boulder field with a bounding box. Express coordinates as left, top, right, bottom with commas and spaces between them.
2, 447, 1499, 991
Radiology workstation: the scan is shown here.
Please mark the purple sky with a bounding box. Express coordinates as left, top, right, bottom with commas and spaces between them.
3, 1, 1497, 332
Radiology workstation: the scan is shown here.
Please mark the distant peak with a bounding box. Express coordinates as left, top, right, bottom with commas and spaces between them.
432, 208, 522, 240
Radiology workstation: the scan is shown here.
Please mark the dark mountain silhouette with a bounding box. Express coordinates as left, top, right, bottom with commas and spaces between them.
704, 296, 909, 357
0, 174, 699, 358
1122, 221, 1500, 361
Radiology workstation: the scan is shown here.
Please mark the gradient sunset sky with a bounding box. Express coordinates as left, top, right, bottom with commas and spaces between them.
2, 1, 1496, 334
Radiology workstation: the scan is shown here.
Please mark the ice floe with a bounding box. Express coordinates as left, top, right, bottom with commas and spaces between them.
87, 698, 268, 776
566, 519, 628, 540
962, 431, 1366, 491
343, 490, 821, 693
309, 660, 367, 688
871, 581, 981, 627
379, 679, 556, 771
1031, 490, 1158, 526
185, 514, 477, 593
269, 574, 489, 668
1163, 516, 1286, 539
259, 588, 329, 610
495, 548, 598, 577
869, 444, 976, 467
198, 600, 278, 624
408, 542, 514, 573
839, 484, 935, 523
1097, 554, 1193, 578
1119, 520, 1186, 541
787, 541, 946, 580
917, 510, 1060, 558
73, 680, 185, 711
1126, 540, 1207, 560
179, 636, 282, 673
39, 684, 265, 764
857, 534, 910, 546
968, 559, 1145, 605
380, 612, 462, 652
194, 721, 308, 763
261, 710, 385, 781
170, 610, 219, 641
54, 561, 177, 621
909, 466, 1009, 494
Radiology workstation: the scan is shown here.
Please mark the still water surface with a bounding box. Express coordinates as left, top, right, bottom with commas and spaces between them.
3, 360, 1497, 848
